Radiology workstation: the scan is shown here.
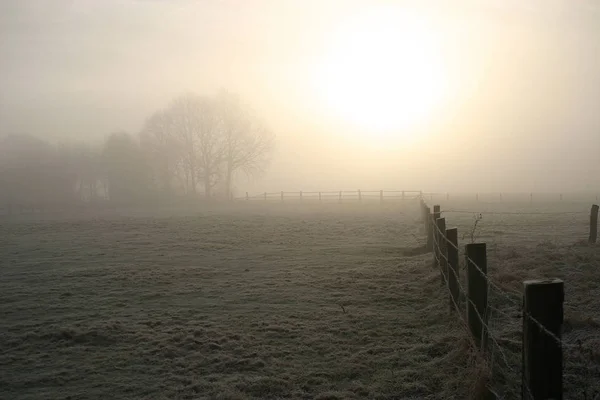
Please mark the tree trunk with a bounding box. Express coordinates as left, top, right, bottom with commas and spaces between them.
190, 170, 197, 195
224, 164, 233, 199
78, 179, 84, 201
90, 180, 97, 202
204, 171, 212, 199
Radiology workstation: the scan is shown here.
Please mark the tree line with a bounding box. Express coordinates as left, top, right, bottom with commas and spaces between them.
0, 90, 274, 209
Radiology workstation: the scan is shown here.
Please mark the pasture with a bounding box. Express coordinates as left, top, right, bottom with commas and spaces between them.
1, 200, 599, 399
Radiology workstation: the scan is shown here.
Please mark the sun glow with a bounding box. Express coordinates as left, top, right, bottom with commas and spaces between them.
313, 6, 449, 143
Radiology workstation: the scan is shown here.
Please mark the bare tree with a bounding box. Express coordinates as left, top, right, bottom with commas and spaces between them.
195, 97, 223, 198
216, 90, 274, 198
167, 94, 201, 195
163, 93, 223, 198
139, 109, 180, 195
141, 90, 274, 200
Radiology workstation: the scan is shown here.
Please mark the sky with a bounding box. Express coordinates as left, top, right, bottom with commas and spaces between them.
1, 0, 599, 194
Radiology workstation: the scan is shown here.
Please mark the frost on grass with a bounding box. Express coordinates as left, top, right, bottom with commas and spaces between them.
1, 201, 599, 399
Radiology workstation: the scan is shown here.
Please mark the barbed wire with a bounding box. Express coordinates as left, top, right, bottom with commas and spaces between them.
432, 229, 536, 398
430, 211, 574, 350
424, 204, 589, 397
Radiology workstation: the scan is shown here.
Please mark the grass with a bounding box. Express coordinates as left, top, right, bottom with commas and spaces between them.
1, 200, 599, 399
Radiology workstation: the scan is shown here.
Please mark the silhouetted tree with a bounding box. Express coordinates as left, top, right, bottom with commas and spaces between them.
141, 90, 274, 199
216, 90, 274, 199
160, 93, 223, 198
0, 134, 81, 209
102, 131, 149, 204
140, 110, 179, 195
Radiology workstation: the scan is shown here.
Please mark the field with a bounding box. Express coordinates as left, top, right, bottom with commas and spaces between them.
1, 200, 599, 399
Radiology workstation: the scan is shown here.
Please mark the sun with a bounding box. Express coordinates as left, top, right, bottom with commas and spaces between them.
312, 6, 449, 143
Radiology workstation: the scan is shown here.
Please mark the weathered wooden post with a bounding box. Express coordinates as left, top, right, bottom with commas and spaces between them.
432, 205, 441, 267
446, 228, 459, 311
466, 243, 488, 351
433, 205, 441, 226
425, 206, 433, 252
281, 191, 284, 202
589, 204, 599, 244
437, 218, 447, 285
522, 279, 564, 400
380, 190, 384, 204
246, 192, 249, 201
358, 189, 362, 202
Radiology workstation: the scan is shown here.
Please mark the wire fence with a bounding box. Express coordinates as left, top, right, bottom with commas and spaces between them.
421, 192, 600, 205
420, 197, 600, 399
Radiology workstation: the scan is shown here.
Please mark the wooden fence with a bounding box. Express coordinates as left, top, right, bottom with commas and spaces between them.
419, 198, 599, 399
421, 192, 600, 204
238, 190, 423, 203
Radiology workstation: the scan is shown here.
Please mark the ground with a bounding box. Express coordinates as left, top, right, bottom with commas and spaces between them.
1, 200, 598, 399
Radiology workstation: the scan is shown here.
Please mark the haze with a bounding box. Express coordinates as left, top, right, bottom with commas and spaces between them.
2, 0, 600, 194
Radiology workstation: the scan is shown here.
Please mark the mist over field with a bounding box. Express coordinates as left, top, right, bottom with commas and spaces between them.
2, 0, 600, 195
1, 1, 600, 399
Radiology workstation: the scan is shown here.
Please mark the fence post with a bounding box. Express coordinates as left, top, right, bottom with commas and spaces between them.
339, 191, 342, 204
446, 228, 459, 312
425, 206, 433, 251
437, 218, 447, 286
432, 205, 441, 267
522, 279, 564, 400
380, 190, 384, 204
589, 204, 599, 244
246, 192, 249, 201
589, 204, 598, 244
476, 193, 479, 201
264, 192, 267, 201
466, 243, 488, 351
281, 191, 284, 202
358, 189, 362, 202
446, 193, 450, 201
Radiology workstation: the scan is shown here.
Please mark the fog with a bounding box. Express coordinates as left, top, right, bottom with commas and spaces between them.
2, 0, 600, 196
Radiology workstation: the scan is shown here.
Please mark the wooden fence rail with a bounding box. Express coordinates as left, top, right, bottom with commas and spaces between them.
239, 190, 422, 203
